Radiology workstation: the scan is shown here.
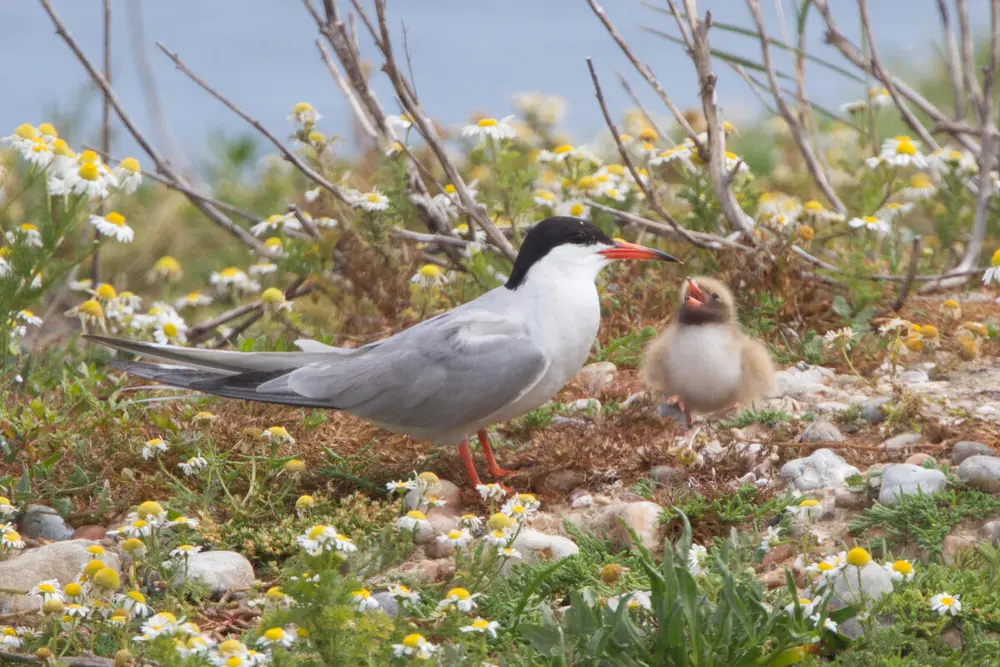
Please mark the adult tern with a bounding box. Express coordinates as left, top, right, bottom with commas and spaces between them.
86, 216, 681, 489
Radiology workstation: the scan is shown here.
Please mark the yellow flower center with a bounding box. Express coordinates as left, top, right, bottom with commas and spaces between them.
14, 124, 38, 140
798, 597, 812, 605
80, 150, 99, 164
919, 324, 940, 338
817, 561, 833, 572
846, 547, 871, 567
220, 267, 241, 278
65, 583, 82, 596
940, 596, 953, 606
78, 163, 99, 181
122, 538, 144, 552
911, 174, 932, 188
20, 223, 38, 232
418, 264, 443, 278
2, 628, 16, 636
447, 530, 463, 540
535, 190, 555, 201
52, 139, 74, 157
162, 323, 178, 337
553, 144, 574, 154
862, 216, 878, 224
120, 157, 140, 173
577, 176, 597, 189
354, 589, 370, 599
991, 248, 1000, 266
39, 584, 55, 593
32, 141, 50, 154
444, 184, 456, 194
638, 127, 658, 142
895, 141, 916, 156
405, 510, 427, 521
366, 193, 381, 203
93, 567, 120, 589
263, 627, 285, 641
95, 283, 117, 300
79, 300, 104, 318
293, 102, 313, 114
569, 203, 585, 217
38, 122, 57, 137
86, 545, 104, 555
3, 530, 20, 543
606, 188, 619, 198
471, 619, 490, 629
105, 212, 126, 227
308, 131, 325, 143
261, 288, 285, 305
948, 151, 964, 162
892, 560, 913, 575
724, 151, 738, 160
402, 633, 424, 648
266, 586, 284, 599
127, 590, 146, 603
607, 164, 625, 176
798, 499, 820, 507
477, 118, 498, 127
0, 497, 8, 506
447, 587, 470, 600
943, 299, 959, 309
154, 256, 181, 272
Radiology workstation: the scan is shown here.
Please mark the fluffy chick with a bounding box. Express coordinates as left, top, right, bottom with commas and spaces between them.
640, 276, 776, 426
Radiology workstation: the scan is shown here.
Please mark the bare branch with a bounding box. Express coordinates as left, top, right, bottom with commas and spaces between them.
587, 201, 749, 250
370, 0, 516, 260
156, 41, 353, 209
587, 0, 702, 148
936, 0, 966, 119
36, 0, 274, 257
389, 227, 479, 248
587, 58, 719, 249
813, 0, 978, 153
188, 280, 314, 344
745, 0, 847, 214
891, 236, 922, 311
957, 0, 984, 114
681, 2, 755, 234
616, 72, 670, 144
858, 0, 940, 150
316, 40, 378, 140
287, 204, 321, 239
91, 0, 112, 284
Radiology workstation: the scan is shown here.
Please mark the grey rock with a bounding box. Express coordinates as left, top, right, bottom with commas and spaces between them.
656, 402, 686, 422
620, 392, 647, 410
171, 550, 255, 598
540, 470, 587, 495
860, 397, 891, 424
882, 432, 921, 451
834, 489, 872, 510
569, 490, 593, 509
649, 465, 684, 486
577, 361, 617, 394
509, 529, 579, 567
374, 591, 399, 616
18, 505, 74, 541
952, 441, 993, 465
780, 448, 859, 491
0, 541, 120, 613
941, 627, 964, 650
413, 509, 458, 545
551, 416, 587, 427
815, 401, 850, 413
898, 369, 930, 384
774, 364, 834, 398
958, 455, 1000, 493
978, 519, 1000, 544
830, 562, 894, 608
564, 398, 601, 414
405, 479, 461, 514
941, 534, 976, 565
905, 453, 935, 467
878, 464, 947, 504
797, 421, 845, 443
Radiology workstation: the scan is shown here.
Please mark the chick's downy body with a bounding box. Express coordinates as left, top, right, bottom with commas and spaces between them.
640, 277, 776, 421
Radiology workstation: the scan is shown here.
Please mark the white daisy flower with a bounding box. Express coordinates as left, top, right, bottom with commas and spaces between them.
178, 454, 208, 476
537, 144, 580, 163
801, 199, 844, 223
879, 136, 928, 169
352, 189, 390, 212
785, 596, 818, 617
153, 314, 188, 345
25, 139, 53, 168
304, 187, 321, 203
1, 529, 24, 550
928, 147, 977, 174
388, 584, 421, 606
724, 151, 749, 174
0, 498, 15, 518
878, 202, 914, 221
533, 189, 558, 208
459, 514, 484, 531
3, 124, 39, 153
460, 618, 501, 638
785, 498, 823, 520
497, 546, 522, 560
392, 633, 437, 659
6, 223, 42, 248
386, 113, 413, 134
555, 200, 590, 220
606, 590, 653, 612
476, 483, 507, 501
256, 626, 295, 648
879, 317, 912, 335
437, 587, 481, 613
848, 215, 891, 235
352, 588, 380, 612
174, 291, 214, 309
89, 212, 134, 243
250, 213, 300, 237
30, 580, 64, 602
883, 559, 915, 582
16, 310, 42, 327
113, 157, 143, 193
210, 267, 260, 294
410, 264, 451, 287
289, 102, 321, 126
823, 327, 856, 349
386, 479, 416, 494
142, 438, 169, 460
396, 510, 429, 532
930, 592, 961, 616
462, 116, 516, 143
901, 173, 937, 200
117, 590, 152, 617
687, 544, 708, 576
869, 87, 892, 108
71, 161, 109, 200
483, 529, 510, 546
982, 249, 1000, 285
314, 216, 337, 228
809, 613, 839, 634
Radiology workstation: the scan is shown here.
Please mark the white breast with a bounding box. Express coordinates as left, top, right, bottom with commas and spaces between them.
664, 324, 742, 413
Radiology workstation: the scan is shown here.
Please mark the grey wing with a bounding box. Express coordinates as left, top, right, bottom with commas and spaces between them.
260, 309, 548, 431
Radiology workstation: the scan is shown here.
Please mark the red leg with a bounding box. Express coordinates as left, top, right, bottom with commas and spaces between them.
683, 405, 693, 429
458, 440, 483, 488
478, 429, 513, 477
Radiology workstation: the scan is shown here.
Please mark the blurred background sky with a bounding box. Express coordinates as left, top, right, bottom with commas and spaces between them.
0, 1, 992, 162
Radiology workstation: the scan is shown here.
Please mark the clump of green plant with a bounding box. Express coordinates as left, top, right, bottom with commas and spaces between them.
720, 407, 792, 429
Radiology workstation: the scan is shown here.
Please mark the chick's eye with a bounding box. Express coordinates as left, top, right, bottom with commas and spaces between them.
711, 292, 719, 299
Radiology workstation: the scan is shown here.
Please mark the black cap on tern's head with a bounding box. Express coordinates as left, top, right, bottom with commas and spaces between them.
504, 216, 680, 290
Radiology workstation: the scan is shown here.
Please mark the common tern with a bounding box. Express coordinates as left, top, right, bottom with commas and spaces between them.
640, 276, 776, 427
86, 216, 681, 489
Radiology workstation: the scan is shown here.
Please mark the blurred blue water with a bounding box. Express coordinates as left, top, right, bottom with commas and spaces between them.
0, 1, 990, 162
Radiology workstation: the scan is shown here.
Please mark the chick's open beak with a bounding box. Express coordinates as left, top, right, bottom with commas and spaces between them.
598, 240, 681, 263
686, 278, 706, 308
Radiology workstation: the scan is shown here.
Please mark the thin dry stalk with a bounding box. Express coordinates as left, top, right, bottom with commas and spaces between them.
680, 1, 755, 234
746, 0, 847, 214
936, 0, 966, 119
36, 0, 274, 257
91, 0, 112, 283
957, 0, 984, 114
156, 42, 352, 208
617, 72, 671, 145
587, 58, 721, 250
587, 201, 748, 251
891, 236, 922, 311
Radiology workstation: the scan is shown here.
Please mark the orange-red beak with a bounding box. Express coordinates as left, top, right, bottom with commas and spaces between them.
686, 278, 706, 308
598, 240, 680, 263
